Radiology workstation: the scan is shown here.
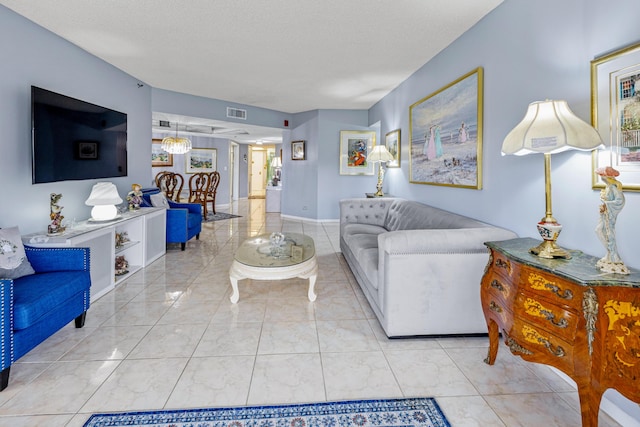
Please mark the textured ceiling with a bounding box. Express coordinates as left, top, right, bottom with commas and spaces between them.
2, 0, 503, 142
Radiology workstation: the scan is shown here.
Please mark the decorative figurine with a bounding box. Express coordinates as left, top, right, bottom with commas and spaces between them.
115, 255, 129, 276
47, 193, 66, 236
115, 231, 130, 249
595, 166, 629, 274
126, 183, 144, 211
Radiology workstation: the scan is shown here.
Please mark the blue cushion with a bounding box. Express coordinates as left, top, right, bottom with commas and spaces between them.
12, 271, 91, 330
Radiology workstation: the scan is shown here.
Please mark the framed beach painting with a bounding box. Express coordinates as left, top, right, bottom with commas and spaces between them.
339, 130, 376, 175
151, 139, 173, 167
385, 129, 401, 168
591, 42, 640, 191
409, 67, 483, 189
185, 148, 217, 173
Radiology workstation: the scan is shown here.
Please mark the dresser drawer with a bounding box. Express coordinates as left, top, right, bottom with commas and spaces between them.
515, 292, 578, 342
487, 249, 519, 282
519, 266, 580, 310
509, 318, 574, 373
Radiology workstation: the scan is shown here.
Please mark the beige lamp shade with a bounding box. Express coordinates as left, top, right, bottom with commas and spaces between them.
501, 100, 604, 156
367, 145, 394, 163
271, 157, 282, 168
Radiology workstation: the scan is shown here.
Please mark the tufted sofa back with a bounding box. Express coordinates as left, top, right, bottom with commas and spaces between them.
384, 199, 488, 231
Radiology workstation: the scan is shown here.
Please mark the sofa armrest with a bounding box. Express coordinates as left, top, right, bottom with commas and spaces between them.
0, 279, 12, 371
24, 246, 90, 273
168, 200, 202, 216
379, 227, 518, 254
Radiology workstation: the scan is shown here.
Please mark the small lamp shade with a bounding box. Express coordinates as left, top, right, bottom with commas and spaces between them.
502, 100, 604, 155
367, 145, 394, 163
271, 157, 282, 168
85, 182, 122, 221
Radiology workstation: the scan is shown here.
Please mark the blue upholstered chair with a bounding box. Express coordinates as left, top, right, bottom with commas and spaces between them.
141, 188, 202, 250
1, 246, 91, 391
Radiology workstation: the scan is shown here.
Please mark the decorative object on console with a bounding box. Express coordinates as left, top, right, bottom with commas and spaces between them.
47, 193, 66, 235
161, 122, 192, 154
114, 255, 129, 276
85, 182, 123, 221
502, 99, 604, 259
271, 156, 282, 186
115, 231, 130, 249
595, 166, 629, 274
385, 129, 401, 168
126, 183, 144, 211
366, 145, 394, 197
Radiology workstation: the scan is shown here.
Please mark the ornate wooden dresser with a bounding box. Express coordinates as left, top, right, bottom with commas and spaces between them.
481, 238, 640, 427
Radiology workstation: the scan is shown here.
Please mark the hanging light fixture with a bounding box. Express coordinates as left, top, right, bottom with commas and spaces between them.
161, 122, 192, 154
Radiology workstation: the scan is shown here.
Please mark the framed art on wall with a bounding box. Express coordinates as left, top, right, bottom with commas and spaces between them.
292, 140, 306, 160
409, 67, 483, 189
186, 148, 217, 173
591, 42, 640, 191
151, 139, 173, 167
339, 130, 376, 175
385, 129, 401, 168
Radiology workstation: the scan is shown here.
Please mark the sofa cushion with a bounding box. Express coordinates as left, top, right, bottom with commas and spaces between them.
12, 271, 90, 330
341, 223, 386, 290
0, 226, 35, 279
150, 193, 170, 208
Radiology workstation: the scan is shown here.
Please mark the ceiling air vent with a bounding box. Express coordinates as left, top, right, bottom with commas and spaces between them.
159, 120, 171, 128
227, 107, 247, 120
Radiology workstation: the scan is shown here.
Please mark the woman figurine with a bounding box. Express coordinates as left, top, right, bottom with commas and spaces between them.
595, 166, 630, 274
126, 183, 144, 211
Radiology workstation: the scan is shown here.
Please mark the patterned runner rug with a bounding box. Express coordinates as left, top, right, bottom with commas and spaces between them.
204, 212, 242, 222
82, 397, 450, 427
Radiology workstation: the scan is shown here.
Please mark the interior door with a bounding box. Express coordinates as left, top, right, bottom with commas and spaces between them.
249, 147, 266, 198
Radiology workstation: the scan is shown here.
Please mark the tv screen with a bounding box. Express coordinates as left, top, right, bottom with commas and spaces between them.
31, 86, 128, 184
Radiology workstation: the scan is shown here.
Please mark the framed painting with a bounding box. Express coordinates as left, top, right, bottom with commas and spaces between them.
292, 140, 306, 160
385, 129, 401, 168
186, 148, 217, 173
339, 130, 376, 175
409, 67, 483, 189
591, 42, 640, 191
151, 139, 173, 167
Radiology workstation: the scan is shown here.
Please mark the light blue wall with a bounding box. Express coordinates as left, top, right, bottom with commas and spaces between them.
0, 5, 152, 234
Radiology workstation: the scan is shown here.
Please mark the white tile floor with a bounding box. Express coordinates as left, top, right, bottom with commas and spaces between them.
0, 199, 623, 426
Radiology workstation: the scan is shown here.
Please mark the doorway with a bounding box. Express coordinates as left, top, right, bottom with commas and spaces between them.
249, 146, 267, 199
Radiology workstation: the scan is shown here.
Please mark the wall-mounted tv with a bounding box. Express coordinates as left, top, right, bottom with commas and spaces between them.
31, 86, 128, 184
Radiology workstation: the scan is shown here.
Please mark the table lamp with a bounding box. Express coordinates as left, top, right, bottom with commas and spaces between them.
271, 156, 282, 186
366, 145, 394, 197
502, 100, 604, 259
85, 182, 123, 221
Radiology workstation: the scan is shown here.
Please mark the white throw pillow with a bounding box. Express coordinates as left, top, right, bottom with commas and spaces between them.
0, 226, 35, 279
150, 193, 170, 209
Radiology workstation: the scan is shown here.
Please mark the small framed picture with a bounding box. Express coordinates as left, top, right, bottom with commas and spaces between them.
76, 141, 98, 160
339, 130, 376, 175
151, 138, 173, 167
385, 129, 401, 168
292, 140, 306, 160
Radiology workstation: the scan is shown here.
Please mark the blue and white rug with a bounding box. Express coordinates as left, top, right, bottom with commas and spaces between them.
83, 397, 451, 427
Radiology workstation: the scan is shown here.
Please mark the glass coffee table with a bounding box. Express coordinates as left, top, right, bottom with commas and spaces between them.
229, 232, 318, 303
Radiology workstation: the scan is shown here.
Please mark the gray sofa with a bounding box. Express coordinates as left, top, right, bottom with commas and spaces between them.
340, 198, 517, 337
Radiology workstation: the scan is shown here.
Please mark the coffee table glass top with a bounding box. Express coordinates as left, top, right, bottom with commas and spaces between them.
234, 232, 315, 268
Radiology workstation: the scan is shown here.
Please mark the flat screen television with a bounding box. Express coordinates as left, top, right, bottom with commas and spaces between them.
31, 86, 128, 184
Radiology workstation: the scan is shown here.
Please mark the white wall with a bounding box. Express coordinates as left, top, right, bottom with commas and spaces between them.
0, 5, 152, 234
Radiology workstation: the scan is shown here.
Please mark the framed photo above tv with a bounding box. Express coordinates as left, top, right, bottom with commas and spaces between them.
151, 139, 173, 167
292, 140, 306, 160
186, 148, 217, 173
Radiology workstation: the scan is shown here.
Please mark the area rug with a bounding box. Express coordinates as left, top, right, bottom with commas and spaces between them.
204, 212, 242, 222
82, 397, 450, 427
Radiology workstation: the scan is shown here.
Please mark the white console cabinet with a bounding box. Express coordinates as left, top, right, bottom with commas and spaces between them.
22, 208, 166, 302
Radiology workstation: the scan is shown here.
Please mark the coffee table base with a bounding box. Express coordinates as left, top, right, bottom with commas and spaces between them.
229, 255, 318, 303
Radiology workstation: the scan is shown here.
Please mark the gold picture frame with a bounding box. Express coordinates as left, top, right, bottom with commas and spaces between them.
591, 42, 640, 191
185, 148, 217, 173
339, 130, 376, 175
409, 67, 483, 189
385, 129, 401, 168
151, 139, 173, 167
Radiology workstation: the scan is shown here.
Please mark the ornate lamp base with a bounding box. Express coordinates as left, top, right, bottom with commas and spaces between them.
596, 258, 630, 275
530, 221, 571, 259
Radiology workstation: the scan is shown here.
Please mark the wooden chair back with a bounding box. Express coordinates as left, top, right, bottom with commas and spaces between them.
155, 171, 184, 202
188, 172, 211, 217
206, 171, 221, 215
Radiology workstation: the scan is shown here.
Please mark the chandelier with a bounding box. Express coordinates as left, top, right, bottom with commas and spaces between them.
161, 123, 192, 154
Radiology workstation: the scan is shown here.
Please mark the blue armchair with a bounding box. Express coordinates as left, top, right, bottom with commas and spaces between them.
1, 246, 91, 391
141, 188, 202, 250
